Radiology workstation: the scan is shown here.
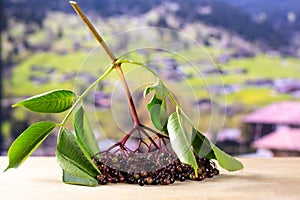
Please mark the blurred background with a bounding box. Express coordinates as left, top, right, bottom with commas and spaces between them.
1, 0, 300, 157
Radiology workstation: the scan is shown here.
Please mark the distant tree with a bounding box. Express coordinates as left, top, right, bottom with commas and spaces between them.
56, 27, 64, 40
0, 0, 3, 153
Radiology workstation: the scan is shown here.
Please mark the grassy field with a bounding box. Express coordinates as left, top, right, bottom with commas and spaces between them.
5, 49, 299, 137
225, 55, 300, 79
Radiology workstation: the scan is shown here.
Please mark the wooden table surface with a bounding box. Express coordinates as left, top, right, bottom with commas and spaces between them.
0, 157, 299, 200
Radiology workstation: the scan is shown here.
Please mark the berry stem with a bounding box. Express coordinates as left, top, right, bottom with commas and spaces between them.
120, 126, 138, 146
70, 1, 140, 126
140, 125, 169, 139
139, 127, 160, 149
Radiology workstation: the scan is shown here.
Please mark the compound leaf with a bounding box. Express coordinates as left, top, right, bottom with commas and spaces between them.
13, 90, 76, 113
192, 128, 243, 171
74, 106, 100, 157
167, 111, 198, 175
5, 121, 57, 171
56, 128, 100, 180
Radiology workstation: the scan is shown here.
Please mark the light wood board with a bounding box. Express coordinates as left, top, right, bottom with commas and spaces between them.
0, 157, 299, 200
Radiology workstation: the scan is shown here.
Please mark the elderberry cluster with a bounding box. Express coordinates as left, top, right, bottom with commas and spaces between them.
93, 151, 219, 186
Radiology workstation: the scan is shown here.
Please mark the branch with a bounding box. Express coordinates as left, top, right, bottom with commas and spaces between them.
70, 1, 140, 126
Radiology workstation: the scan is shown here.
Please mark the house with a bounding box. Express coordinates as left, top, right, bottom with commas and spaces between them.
242, 101, 300, 156
253, 127, 300, 156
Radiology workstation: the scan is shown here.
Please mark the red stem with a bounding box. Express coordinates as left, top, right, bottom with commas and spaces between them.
114, 64, 141, 126
120, 126, 138, 146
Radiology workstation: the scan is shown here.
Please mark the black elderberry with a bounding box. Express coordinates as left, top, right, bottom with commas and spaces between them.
213, 168, 219, 176
96, 174, 105, 181
111, 177, 118, 183
197, 174, 205, 181
104, 167, 109, 174
181, 164, 189, 172
153, 178, 160, 185
207, 171, 214, 178
170, 167, 175, 173
200, 166, 205, 172
176, 165, 182, 173
127, 176, 135, 184
119, 175, 125, 182
92, 150, 219, 186
169, 177, 175, 184
140, 171, 147, 177
174, 173, 179, 179
138, 178, 145, 186
100, 178, 108, 185
179, 174, 186, 182
163, 178, 170, 185
106, 175, 112, 183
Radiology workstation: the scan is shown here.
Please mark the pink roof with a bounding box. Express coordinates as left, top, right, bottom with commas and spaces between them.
243, 101, 300, 125
253, 128, 300, 151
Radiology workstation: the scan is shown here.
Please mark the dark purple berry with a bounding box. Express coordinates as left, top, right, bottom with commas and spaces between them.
207, 171, 214, 178
93, 148, 220, 186
111, 177, 118, 183
138, 178, 145, 186
176, 165, 182, 173
169, 177, 175, 184
100, 178, 108, 185
113, 171, 119, 177
163, 178, 170, 185
96, 174, 105, 181
174, 173, 179, 179
106, 176, 112, 183
140, 171, 147, 177
119, 175, 125, 182
127, 176, 135, 184
197, 174, 205, 181
153, 178, 160, 185
213, 168, 219, 176
179, 175, 185, 182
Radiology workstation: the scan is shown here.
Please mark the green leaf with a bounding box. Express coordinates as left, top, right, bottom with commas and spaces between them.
191, 128, 243, 171
211, 143, 244, 171
144, 80, 168, 100
148, 96, 168, 132
74, 106, 100, 157
144, 86, 152, 97
191, 128, 216, 160
56, 128, 100, 179
144, 80, 169, 132
167, 111, 198, 175
5, 121, 57, 171
12, 90, 76, 113
62, 169, 98, 186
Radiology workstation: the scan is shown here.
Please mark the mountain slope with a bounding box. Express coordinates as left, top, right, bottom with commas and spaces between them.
173, 0, 288, 48
3, 0, 295, 50
220, 0, 300, 37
